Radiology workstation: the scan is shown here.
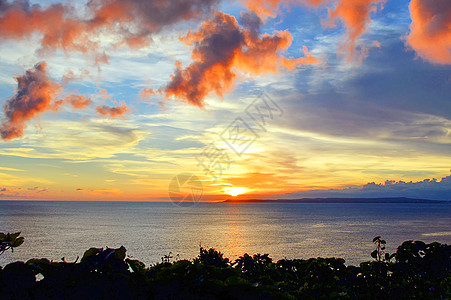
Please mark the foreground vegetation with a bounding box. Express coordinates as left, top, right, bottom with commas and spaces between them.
0, 235, 450, 299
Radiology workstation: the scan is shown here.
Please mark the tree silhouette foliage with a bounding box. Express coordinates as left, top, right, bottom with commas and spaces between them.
0, 236, 450, 299
0, 232, 24, 256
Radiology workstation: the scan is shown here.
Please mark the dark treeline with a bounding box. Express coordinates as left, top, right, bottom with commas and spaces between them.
0, 236, 450, 299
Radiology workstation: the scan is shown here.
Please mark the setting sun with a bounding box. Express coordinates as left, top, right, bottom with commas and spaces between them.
223, 187, 248, 197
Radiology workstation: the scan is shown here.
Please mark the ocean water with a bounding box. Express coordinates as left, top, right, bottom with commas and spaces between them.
0, 201, 450, 266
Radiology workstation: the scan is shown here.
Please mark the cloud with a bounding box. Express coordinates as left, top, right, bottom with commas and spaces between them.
406, 0, 451, 64
64, 94, 93, 109
280, 46, 319, 70
0, 62, 97, 140
0, 119, 145, 160
96, 103, 129, 118
241, 0, 284, 19
0, 61, 127, 139
27, 186, 48, 192
61, 69, 92, 84
0, 1, 93, 54
282, 176, 451, 200
139, 88, 156, 100
54, 94, 93, 110
0, 0, 220, 56
164, 11, 318, 106
293, 34, 451, 120
87, 0, 219, 45
235, 35, 451, 195
0, 185, 51, 199
0, 166, 24, 171
0, 62, 61, 140
241, 0, 383, 58
327, 0, 385, 59
241, 0, 323, 19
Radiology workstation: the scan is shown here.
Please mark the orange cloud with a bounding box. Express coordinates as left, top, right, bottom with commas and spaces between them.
0, 62, 106, 140
406, 0, 451, 64
61, 69, 92, 85
0, 62, 61, 140
139, 88, 156, 100
243, 0, 286, 19
64, 94, 93, 109
0, 0, 220, 56
54, 94, 93, 110
280, 45, 319, 70
164, 11, 318, 106
242, 0, 324, 19
95, 103, 129, 118
327, 0, 384, 58
88, 0, 220, 46
241, 0, 383, 58
0, 2, 93, 54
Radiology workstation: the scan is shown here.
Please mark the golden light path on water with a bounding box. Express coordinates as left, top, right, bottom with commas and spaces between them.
1, 201, 451, 267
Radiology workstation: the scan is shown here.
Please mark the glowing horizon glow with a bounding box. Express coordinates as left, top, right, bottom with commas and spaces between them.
223, 187, 249, 197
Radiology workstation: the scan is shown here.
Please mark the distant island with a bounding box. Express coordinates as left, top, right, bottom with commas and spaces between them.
223, 197, 450, 203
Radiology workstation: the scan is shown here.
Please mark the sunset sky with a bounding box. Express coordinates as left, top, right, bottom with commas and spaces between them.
0, 0, 450, 201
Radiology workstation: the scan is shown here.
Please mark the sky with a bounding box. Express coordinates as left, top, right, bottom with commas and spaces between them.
0, 0, 450, 201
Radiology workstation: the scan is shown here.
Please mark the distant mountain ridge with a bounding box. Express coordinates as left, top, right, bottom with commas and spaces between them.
223, 197, 449, 203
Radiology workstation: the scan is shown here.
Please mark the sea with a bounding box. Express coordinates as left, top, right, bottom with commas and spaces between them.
1, 201, 450, 266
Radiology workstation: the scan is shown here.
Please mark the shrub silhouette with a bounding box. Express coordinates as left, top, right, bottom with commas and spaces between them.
0, 237, 450, 299
0, 232, 24, 256
194, 246, 230, 268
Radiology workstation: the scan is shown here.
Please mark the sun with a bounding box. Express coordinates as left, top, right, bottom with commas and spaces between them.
223, 187, 248, 197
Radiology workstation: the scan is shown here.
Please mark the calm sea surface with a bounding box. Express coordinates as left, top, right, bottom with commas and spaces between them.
1, 201, 450, 266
